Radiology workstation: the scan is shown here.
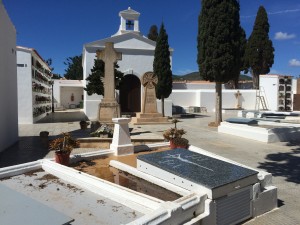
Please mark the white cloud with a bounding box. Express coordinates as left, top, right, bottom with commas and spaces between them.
269, 9, 300, 15
241, 8, 300, 19
175, 69, 195, 75
275, 32, 296, 40
289, 59, 300, 67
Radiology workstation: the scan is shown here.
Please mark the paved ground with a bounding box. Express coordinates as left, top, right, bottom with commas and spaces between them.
0, 110, 299, 224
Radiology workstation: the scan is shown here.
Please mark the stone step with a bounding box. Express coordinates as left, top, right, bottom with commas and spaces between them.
135, 113, 166, 118
136, 117, 169, 123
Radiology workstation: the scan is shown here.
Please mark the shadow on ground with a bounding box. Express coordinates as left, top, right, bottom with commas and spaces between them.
258, 144, 300, 184
0, 128, 91, 168
0, 136, 49, 168
36, 111, 89, 123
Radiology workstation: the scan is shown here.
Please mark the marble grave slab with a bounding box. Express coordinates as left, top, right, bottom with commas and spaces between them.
137, 149, 258, 199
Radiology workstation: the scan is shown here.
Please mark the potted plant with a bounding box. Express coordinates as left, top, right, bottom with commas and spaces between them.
80, 120, 90, 129
172, 137, 189, 149
49, 132, 80, 166
163, 119, 187, 149
90, 124, 113, 138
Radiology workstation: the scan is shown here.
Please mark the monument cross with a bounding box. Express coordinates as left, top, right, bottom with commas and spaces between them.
96, 42, 122, 123
96, 42, 122, 102
234, 90, 242, 109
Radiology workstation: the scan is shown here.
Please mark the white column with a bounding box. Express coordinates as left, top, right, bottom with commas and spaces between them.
121, 17, 126, 31
110, 118, 134, 155
134, 20, 139, 32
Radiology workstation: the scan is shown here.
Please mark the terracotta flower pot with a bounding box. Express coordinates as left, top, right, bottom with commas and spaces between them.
169, 139, 176, 149
55, 152, 70, 166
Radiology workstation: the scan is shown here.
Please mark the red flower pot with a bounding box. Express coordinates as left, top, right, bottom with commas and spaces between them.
55, 152, 70, 166
170, 139, 176, 149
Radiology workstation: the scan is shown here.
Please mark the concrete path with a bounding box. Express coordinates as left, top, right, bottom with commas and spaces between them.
0, 111, 299, 224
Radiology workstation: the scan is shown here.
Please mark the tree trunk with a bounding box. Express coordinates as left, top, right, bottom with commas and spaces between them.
161, 96, 165, 117
252, 73, 259, 89
215, 82, 222, 126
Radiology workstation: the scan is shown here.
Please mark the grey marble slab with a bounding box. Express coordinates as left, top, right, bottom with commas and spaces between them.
226, 117, 258, 125
137, 149, 258, 189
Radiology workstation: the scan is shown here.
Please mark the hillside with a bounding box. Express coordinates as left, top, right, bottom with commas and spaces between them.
173, 72, 252, 81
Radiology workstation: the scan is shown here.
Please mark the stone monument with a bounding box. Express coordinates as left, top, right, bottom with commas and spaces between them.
132, 72, 169, 125
96, 42, 122, 123
234, 90, 242, 109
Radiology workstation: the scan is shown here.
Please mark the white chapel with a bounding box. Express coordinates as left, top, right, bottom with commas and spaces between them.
82, 7, 173, 120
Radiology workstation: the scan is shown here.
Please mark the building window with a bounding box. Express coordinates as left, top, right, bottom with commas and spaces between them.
17, 64, 25, 67
126, 20, 134, 30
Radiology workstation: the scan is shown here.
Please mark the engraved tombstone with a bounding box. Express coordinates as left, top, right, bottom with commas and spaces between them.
141, 72, 158, 113
131, 72, 169, 125
96, 42, 122, 123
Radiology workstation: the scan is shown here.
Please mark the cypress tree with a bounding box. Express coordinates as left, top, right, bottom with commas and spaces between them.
245, 6, 274, 89
233, 27, 247, 88
148, 25, 158, 41
153, 23, 172, 117
64, 55, 83, 80
84, 59, 124, 96
197, 0, 244, 125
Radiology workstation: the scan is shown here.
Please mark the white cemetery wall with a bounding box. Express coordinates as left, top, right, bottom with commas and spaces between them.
60, 87, 83, 109
17, 50, 34, 124
0, 3, 18, 152
169, 90, 257, 112
169, 90, 200, 109
83, 49, 103, 120
173, 82, 224, 90
53, 80, 84, 109
53, 80, 61, 108
156, 99, 172, 117
259, 75, 279, 111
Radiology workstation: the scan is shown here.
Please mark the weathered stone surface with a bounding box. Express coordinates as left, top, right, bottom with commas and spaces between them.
99, 101, 120, 124
96, 42, 122, 123
132, 72, 169, 125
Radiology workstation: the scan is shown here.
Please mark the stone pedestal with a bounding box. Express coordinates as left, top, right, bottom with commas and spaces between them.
132, 112, 169, 125
110, 118, 134, 155
99, 101, 120, 124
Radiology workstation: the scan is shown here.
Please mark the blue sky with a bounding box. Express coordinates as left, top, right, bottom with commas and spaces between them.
3, 0, 300, 77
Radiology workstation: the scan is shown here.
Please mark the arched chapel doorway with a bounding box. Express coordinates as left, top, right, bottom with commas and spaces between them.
119, 74, 141, 116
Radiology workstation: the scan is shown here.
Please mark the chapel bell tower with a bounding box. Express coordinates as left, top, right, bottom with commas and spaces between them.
115, 7, 141, 35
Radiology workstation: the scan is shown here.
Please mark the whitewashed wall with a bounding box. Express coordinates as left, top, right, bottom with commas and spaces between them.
0, 3, 18, 152
53, 80, 83, 109
83, 47, 158, 120
169, 90, 257, 112
17, 50, 33, 124
82, 48, 103, 120
60, 87, 83, 109
173, 82, 224, 90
